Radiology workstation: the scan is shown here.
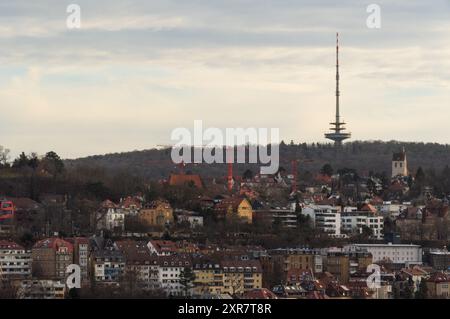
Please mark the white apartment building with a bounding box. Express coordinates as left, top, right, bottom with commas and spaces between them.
0, 241, 32, 279
158, 255, 191, 297
106, 208, 125, 232
341, 212, 384, 240
93, 250, 125, 284
302, 205, 341, 237
346, 243, 422, 265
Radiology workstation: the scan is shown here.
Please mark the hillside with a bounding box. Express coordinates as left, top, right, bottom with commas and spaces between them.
64, 141, 450, 181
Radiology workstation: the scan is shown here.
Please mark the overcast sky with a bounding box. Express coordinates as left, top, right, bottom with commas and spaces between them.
1, 0, 450, 159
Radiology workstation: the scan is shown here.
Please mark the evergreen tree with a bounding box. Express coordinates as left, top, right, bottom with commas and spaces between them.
179, 267, 196, 297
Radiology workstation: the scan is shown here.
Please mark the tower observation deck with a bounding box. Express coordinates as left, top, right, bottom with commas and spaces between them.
325, 33, 351, 146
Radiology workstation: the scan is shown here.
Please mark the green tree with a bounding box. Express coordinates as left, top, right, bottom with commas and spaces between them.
179, 267, 196, 297
42, 151, 64, 179
415, 279, 428, 299
320, 164, 334, 177
12, 152, 30, 168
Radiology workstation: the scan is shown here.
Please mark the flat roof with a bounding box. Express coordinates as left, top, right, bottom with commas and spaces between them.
352, 244, 421, 248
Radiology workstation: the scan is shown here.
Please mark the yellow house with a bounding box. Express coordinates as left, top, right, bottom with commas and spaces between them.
138, 200, 174, 227
214, 197, 253, 224
192, 260, 262, 297
193, 264, 224, 295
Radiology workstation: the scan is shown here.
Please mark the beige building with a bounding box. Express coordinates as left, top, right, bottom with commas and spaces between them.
139, 200, 174, 227
214, 197, 253, 224
32, 238, 73, 280
193, 260, 262, 296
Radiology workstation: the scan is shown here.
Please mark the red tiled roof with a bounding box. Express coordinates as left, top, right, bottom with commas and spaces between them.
100, 199, 118, 209
361, 203, 377, 213
0, 240, 25, 250
169, 174, 203, 188
33, 237, 73, 253
243, 289, 277, 299
120, 196, 142, 209
427, 272, 450, 283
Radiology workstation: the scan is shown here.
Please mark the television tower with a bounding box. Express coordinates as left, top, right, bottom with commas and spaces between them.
325, 33, 351, 146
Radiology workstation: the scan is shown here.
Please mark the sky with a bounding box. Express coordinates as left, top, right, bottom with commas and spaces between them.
0, 0, 450, 159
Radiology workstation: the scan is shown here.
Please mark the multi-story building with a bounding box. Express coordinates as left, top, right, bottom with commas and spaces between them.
253, 203, 298, 229
221, 260, 262, 296
302, 205, 341, 237
193, 262, 223, 295
17, 280, 66, 299
115, 240, 160, 290
67, 237, 90, 285
95, 200, 125, 233
0, 240, 32, 279
270, 248, 323, 273
92, 249, 125, 285
325, 248, 373, 284
147, 240, 178, 256
341, 211, 384, 240
214, 197, 253, 224
193, 259, 262, 297
347, 243, 422, 266
119, 196, 142, 216
138, 200, 174, 227
158, 254, 192, 297
32, 238, 73, 279
426, 250, 450, 271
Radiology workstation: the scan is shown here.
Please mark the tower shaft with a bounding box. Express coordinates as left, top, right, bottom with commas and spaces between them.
325, 32, 351, 146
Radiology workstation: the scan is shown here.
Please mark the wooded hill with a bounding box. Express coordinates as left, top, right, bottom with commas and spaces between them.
65, 140, 450, 180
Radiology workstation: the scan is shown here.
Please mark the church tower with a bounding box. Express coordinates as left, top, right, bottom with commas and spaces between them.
392, 147, 408, 178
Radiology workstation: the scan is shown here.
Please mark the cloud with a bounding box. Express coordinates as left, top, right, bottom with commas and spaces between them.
0, 0, 449, 158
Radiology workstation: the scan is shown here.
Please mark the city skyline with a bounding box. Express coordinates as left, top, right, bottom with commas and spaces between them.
1, 0, 450, 159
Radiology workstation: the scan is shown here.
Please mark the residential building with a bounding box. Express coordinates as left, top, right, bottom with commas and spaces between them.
32, 238, 73, 279
17, 280, 66, 299
67, 237, 90, 285
92, 249, 125, 285
115, 240, 160, 290
119, 196, 143, 216
147, 240, 178, 256
341, 209, 384, 240
158, 254, 192, 297
214, 197, 253, 223
426, 250, 450, 271
302, 205, 341, 237
253, 203, 298, 229
0, 240, 32, 279
138, 200, 174, 227
425, 272, 450, 298
221, 260, 262, 296
193, 259, 263, 297
95, 200, 125, 233
347, 243, 422, 265
325, 248, 373, 284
